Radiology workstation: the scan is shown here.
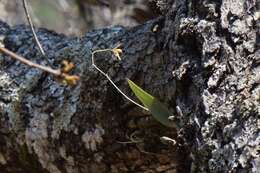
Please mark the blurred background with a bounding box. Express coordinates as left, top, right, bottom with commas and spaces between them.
0, 0, 160, 36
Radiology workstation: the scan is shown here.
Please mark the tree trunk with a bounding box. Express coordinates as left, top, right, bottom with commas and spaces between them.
0, 0, 259, 173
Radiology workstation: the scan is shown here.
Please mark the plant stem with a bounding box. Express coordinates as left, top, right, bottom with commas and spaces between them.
91, 49, 149, 111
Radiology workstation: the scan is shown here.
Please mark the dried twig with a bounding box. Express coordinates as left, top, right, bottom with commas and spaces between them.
19, 0, 80, 85
0, 46, 79, 86
91, 47, 149, 111
22, 0, 52, 67
22, 0, 46, 56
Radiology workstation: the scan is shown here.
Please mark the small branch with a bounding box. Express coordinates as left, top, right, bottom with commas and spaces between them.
0, 47, 57, 75
0, 46, 79, 85
22, 0, 46, 57
91, 48, 149, 111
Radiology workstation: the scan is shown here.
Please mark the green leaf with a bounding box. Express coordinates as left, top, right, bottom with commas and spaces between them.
127, 79, 176, 128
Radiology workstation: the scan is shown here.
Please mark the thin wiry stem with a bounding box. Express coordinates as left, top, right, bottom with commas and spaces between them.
22, 0, 52, 67
22, 0, 45, 56
91, 49, 149, 111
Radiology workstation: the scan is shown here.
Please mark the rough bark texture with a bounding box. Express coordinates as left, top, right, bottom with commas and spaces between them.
0, 0, 259, 173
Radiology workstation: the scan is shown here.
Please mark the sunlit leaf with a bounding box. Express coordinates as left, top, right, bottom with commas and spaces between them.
127, 79, 176, 128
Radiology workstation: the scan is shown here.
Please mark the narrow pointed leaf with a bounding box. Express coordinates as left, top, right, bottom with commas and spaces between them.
127, 79, 175, 128
127, 79, 154, 108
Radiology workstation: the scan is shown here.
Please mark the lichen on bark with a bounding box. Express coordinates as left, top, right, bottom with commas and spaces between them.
0, 0, 259, 173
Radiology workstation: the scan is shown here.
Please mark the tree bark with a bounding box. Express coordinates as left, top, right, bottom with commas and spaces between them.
0, 0, 259, 173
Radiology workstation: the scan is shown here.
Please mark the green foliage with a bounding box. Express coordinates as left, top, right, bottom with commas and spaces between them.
127, 79, 176, 128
